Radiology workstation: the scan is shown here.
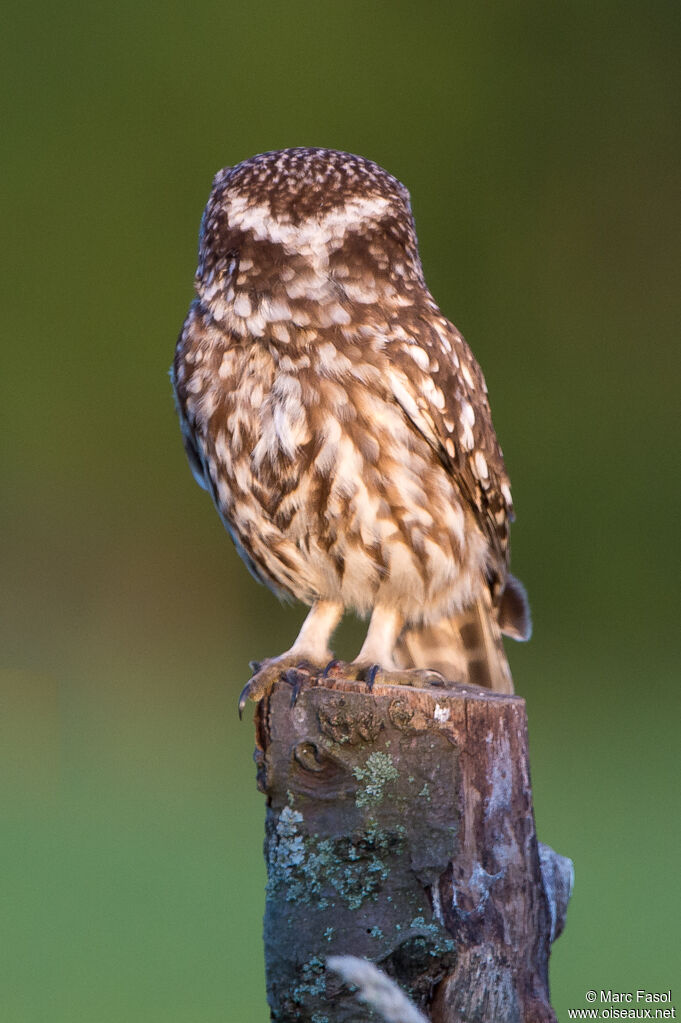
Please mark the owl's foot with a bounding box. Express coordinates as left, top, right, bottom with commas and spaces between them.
239, 600, 345, 716
354, 664, 447, 691
351, 607, 446, 691
238, 656, 327, 717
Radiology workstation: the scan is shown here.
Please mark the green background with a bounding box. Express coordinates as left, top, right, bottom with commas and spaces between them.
2, 1, 679, 1019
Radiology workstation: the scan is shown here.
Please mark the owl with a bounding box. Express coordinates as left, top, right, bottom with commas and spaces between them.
172, 148, 531, 713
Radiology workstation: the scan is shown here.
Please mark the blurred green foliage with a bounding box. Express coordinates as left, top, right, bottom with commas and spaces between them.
2, 1, 680, 1019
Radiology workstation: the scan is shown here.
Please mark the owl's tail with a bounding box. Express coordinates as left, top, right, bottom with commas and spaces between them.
394, 575, 531, 695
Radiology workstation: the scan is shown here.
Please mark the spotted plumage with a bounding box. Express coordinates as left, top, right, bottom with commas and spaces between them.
172, 148, 530, 704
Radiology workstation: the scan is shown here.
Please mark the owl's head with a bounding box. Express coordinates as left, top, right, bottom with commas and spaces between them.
194, 149, 425, 331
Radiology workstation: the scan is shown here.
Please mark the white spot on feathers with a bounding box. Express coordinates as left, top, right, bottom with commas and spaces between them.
261, 295, 293, 321
406, 345, 430, 372
460, 401, 475, 427
474, 451, 489, 479
462, 363, 475, 389
460, 422, 474, 451
233, 293, 252, 318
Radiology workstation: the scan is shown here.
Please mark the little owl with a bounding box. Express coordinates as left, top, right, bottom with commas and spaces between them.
172, 148, 531, 712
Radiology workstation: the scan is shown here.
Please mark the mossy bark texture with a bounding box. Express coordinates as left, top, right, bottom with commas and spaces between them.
253, 668, 572, 1023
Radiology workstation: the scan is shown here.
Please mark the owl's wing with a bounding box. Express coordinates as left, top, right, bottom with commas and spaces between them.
385, 313, 531, 641
170, 361, 210, 492
385, 314, 513, 595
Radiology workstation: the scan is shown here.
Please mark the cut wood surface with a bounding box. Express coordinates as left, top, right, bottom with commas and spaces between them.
252, 665, 572, 1023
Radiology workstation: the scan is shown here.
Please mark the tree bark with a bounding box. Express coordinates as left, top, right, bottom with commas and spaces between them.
252, 666, 572, 1023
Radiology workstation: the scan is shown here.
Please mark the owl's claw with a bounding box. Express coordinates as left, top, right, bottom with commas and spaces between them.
361, 664, 381, 692
322, 658, 344, 678
238, 657, 321, 718
238, 680, 255, 719
283, 667, 308, 708
238, 657, 293, 718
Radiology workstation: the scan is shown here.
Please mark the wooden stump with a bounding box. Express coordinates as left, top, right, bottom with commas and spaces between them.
252, 667, 572, 1023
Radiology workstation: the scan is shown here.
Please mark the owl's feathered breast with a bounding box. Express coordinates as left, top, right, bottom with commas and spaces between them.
174, 291, 512, 620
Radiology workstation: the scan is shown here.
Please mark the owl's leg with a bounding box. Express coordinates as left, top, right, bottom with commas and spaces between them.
352, 605, 446, 689
238, 599, 343, 715
354, 605, 403, 669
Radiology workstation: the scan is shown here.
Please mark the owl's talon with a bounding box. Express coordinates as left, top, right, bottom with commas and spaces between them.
237, 658, 294, 718
283, 667, 308, 707
364, 664, 380, 691
238, 682, 252, 720
351, 662, 382, 689
323, 658, 343, 678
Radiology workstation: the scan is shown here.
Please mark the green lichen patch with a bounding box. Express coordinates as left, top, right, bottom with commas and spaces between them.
268, 806, 307, 895
291, 955, 326, 1005
266, 806, 405, 911
353, 752, 399, 808
408, 916, 455, 955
